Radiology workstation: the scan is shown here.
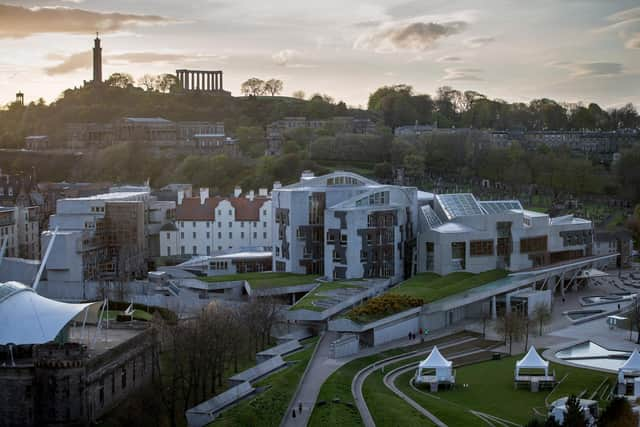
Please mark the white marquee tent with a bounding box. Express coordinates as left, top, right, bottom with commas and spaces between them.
0, 281, 97, 345
515, 346, 549, 377
618, 349, 640, 380
416, 345, 454, 383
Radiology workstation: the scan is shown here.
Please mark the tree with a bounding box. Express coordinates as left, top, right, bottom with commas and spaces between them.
616, 146, 640, 203
532, 303, 552, 336
241, 78, 265, 96
106, 72, 135, 88
563, 395, 587, 427
263, 79, 284, 96
495, 311, 525, 355
599, 397, 639, 427
155, 74, 178, 93
292, 90, 306, 99
138, 74, 156, 91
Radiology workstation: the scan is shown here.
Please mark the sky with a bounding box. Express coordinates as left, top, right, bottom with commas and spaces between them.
0, 0, 639, 108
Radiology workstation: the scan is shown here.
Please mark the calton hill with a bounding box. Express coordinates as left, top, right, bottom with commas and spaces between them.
1, 77, 640, 234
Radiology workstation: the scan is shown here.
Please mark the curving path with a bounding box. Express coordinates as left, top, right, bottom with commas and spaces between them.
351, 335, 482, 427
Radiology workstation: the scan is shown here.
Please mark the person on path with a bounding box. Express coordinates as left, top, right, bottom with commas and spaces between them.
299, 402, 302, 413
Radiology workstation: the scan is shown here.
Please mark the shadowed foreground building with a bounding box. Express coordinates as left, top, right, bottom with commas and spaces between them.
0, 281, 156, 427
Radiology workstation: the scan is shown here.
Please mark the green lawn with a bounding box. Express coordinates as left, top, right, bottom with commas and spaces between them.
104, 309, 153, 321
308, 333, 473, 427
211, 337, 319, 427
395, 355, 615, 425
390, 269, 508, 301
290, 281, 366, 312
199, 272, 319, 289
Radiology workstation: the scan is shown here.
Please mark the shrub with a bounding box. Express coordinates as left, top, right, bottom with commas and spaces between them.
347, 294, 424, 323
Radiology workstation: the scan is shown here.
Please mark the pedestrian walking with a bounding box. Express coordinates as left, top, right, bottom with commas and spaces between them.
408, 331, 412, 340
299, 402, 302, 412
292, 409, 296, 418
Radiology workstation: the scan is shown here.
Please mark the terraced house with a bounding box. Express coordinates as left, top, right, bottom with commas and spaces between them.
161, 187, 272, 258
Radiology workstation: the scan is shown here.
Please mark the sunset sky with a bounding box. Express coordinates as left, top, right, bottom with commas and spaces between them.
0, 0, 639, 108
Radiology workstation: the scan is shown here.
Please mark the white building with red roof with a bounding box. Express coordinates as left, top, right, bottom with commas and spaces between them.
161, 187, 272, 259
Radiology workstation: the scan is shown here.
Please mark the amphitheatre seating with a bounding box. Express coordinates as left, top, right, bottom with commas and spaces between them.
185, 381, 254, 427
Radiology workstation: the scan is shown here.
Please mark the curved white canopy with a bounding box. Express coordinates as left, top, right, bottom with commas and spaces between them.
0, 281, 96, 345
516, 346, 549, 376
419, 346, 452, 369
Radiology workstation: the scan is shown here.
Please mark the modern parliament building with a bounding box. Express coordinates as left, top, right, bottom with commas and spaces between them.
272, 171, 594, 282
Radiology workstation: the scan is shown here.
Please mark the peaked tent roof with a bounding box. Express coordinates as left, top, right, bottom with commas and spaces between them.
0, 281, 96, 345
516, 346, 549, 370
419, 345, 452, 369
620, 349, 640, 372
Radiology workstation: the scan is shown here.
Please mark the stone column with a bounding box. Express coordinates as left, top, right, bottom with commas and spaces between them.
491, 296, 497, 320
219, 72, 223, 91
186, 71, 191, 90
209, 72, 213, 91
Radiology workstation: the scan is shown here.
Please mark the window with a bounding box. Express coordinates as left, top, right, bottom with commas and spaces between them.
192, 246, 197, 255
121, 367, 127, 389
276, 247, 280, 256
241, 232, 245, 239
218, 222, 221, 228
229, 232, 232, 239
218, 231, 222, 238
228, 222, 232, 228
520, 236, 547, 253
206, 222, 210, 228
192, 232, 196, 239
425, 242, 434, 271
192, 221, 196, 227
180, 221, 184, 227
263, 232, 267, 239
253, 232, 257, 239
241, 222, 244, 228
340, 234, 347, 244
470, 240, 494, 256
206, 232, 210, 239
228, 210, 232, 215
263, 221, 267, 228
167, 247, 171, 256
166, 233, 170, 239
206, 246, 211, 255
181, 246, 185, 255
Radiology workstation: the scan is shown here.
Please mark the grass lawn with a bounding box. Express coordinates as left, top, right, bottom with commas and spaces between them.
395, 355, 615, 425
104, 309, 153, 321
390, 269, 508, 301
199, 272, 319, 289
211, 337, 319, 427
290, 281, 366, 312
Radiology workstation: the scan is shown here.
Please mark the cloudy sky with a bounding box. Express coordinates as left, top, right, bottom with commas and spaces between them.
0, 0, 639, 108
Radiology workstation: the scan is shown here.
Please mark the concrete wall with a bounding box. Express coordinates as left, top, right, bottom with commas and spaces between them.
373, 312, 420, 346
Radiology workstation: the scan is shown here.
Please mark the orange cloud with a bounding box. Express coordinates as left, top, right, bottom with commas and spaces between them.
0, 4, 172, 38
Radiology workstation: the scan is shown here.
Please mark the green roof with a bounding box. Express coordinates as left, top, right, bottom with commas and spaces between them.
290, 281, 367, 312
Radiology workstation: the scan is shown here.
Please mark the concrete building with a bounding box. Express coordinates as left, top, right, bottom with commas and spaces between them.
416, 195, 594, 275
42, 188, 174, 284
160, 187, 272, 257
594, 229, 633, 269
272, 171, 417, 282
24, 135, 49, 150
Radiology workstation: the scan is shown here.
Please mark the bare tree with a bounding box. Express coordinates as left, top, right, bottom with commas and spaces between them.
495, 311, 525, 355
531, 303, 552, 336
155, 74, 178, 93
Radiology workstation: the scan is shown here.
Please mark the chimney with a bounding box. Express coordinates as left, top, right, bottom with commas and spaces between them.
199, 187, 209, 205
273, 181, 282, 190
234, 186, 242, 198
177, 190, 184, 205
258, 188, 268, 197
248, 190, 255, 201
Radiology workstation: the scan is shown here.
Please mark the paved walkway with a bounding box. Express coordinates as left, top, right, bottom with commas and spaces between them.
281, 331, 340, 427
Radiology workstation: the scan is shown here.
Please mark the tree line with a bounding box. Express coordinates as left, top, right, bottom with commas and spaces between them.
369, 84, 639, 131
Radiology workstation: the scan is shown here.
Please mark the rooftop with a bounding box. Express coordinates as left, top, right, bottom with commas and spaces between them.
436, 193, 484, 219
199, 272, 319, 289
63, 191, 148, 201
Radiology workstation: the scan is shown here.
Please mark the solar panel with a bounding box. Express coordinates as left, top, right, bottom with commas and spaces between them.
436, 194, 484, 219
479, 200, 523, 215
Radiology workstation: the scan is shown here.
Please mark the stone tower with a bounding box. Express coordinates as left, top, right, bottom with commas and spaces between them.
15, 92, 23, 106
93, 33, 102, 83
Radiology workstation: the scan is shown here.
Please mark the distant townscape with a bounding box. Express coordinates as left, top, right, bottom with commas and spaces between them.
1, 34, 640, 427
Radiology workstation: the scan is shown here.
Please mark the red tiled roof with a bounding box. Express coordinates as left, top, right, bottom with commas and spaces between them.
176, 196, 269, 222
